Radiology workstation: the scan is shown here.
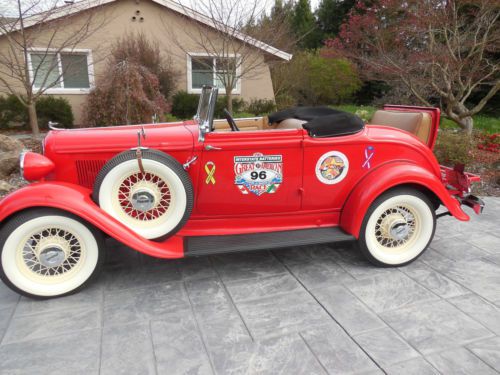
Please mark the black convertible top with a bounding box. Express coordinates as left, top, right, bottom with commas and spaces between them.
268, 106, 365, 137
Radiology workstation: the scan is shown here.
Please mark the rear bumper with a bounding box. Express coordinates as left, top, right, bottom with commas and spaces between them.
460, 195, 485, 215
440, 165, 480, 195
440, 165, 484, 217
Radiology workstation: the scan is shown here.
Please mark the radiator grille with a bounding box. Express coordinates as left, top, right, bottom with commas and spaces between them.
75, 160, 106, 189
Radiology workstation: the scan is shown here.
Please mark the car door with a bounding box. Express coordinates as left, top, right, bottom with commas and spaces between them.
302, 133, 367, 211
196, 129, 303, 215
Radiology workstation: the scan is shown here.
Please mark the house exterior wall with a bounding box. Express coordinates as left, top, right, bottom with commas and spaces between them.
0, 0, 276, 126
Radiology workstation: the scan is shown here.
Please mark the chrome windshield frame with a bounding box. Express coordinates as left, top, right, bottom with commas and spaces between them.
195, 86, 218, 143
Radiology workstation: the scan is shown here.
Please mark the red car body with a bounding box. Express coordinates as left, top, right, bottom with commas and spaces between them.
0, 104, 480, 259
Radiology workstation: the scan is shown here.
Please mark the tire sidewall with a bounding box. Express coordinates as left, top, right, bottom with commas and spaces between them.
93, 150, 193, 241
0, 209, 103, 298
359, 189, 436, 267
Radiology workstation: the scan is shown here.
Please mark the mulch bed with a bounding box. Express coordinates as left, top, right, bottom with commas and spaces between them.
468, 148, 500, 197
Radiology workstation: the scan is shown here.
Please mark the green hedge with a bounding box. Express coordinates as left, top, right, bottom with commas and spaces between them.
0, 95, 26, 129
0, 95, 74, 129
245, 99, 276, 116
171, 91, 246, 119
36, 96, 74, 129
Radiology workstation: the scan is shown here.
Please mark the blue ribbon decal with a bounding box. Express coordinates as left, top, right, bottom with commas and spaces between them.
363, 146, 375, 169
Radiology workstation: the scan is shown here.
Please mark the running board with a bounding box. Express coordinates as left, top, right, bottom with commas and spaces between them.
185, 227, 355, 257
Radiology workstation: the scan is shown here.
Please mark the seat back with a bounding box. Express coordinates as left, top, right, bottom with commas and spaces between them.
273, 118, 307, 130
371, 110, 431, 143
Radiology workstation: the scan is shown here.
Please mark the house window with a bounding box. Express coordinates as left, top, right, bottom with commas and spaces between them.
29, 50, 94, 93
188, 54, 240, 94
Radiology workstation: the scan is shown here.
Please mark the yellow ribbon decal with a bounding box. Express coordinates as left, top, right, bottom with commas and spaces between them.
205, 161, 216, 184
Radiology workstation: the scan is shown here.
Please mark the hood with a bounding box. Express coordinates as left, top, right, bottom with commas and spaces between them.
44, 122, 194, 155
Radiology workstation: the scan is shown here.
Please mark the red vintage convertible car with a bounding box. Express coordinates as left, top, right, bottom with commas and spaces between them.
0, 86, 484, 298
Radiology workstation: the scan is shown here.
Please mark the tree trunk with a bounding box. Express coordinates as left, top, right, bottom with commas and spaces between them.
27, 102, 40, 137
458, 116, 474, 135
445, 101, 474, 135
226, 88, 233, 115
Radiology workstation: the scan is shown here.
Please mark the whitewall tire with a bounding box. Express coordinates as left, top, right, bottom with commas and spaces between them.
0, 209, 104, 298
358, 188, 436, 266
93, 150, 194, 240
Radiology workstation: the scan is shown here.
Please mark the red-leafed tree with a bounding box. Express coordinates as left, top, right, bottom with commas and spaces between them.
328, 0, 499, 134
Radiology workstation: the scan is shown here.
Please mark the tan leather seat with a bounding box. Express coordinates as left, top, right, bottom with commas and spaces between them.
371, 110, 431, 143
273, 118, 307, 130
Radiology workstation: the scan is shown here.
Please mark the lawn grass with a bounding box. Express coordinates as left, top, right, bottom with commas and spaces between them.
440, 115, 500, 134
332, 104, 500, 134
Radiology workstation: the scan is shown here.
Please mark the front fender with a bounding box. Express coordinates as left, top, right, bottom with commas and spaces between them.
0, 182, 183, 259
340, 161, 469, 238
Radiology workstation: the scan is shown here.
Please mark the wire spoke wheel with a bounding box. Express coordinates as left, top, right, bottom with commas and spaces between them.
117, 171, 172, 222
0, 210, 103, 298
21, 227, 83, 278
94, 150, 193, 240
374, 206, 417, 249
359, 189, 435, 266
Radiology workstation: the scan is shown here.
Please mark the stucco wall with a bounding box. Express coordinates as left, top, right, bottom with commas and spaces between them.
0, 0, 277, 126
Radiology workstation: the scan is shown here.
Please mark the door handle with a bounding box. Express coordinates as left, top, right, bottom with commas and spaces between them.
205, 144, 222, 151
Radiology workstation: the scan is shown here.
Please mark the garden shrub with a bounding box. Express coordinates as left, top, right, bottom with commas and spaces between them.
233, 112, 256, 119
434, 129, 476, 165
275, 94, 297, 110
171, 91, 245, 119
36, 96, 74, 129
214, 97, 245, 118
308, 53, 361, 105
171, 91, 199, 119
163, 113, 180, 122
83, 34, 171, 126
271, 51, 361, 107
0, 95, 73, 129
477, 133, 500, 153
112, 33, 178, 99
84, 61, 168, 126
0, 95, 26, 129
245, 99, 276, 116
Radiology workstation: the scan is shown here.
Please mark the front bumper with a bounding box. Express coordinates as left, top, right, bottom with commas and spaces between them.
460, 195, 485, 215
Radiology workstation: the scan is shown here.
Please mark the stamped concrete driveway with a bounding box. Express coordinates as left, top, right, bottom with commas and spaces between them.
0, 197, 499, 374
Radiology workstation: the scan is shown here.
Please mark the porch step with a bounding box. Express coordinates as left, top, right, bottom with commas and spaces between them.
185, 227, 355, 256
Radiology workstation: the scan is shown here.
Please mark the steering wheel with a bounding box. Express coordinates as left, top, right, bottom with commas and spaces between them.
223, 108, 239, 131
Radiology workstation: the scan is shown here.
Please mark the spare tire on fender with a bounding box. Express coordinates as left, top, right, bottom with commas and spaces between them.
92, 149, 193, 241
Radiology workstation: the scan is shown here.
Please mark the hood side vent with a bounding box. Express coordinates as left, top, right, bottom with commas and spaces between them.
76, 160, 106, 189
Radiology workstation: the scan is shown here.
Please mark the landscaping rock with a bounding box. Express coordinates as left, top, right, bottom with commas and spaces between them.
0, 180, 14, 194
0, 134, 24, 179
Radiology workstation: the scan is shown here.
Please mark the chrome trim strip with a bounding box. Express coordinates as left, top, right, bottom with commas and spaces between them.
48, 121, 64, 130
183, 156, 198, 170
19, 150, 28, 179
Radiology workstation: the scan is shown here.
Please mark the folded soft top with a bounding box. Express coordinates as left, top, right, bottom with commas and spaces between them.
268, 106, 365, 137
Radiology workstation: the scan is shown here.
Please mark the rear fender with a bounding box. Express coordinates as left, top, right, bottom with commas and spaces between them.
340, 161, 469, 238
0, 182, 184, 259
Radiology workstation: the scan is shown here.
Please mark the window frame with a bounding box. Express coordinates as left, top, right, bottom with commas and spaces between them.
27, 48, 95, 94
187, 53, 241, 95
